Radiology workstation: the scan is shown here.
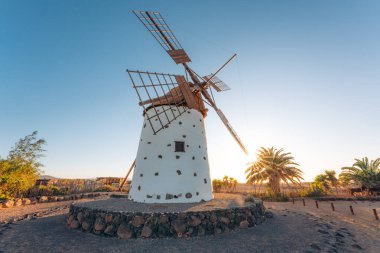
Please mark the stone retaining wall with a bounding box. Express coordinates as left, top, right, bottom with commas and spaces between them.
67, 200, 267, 239
0, 193, 106, 209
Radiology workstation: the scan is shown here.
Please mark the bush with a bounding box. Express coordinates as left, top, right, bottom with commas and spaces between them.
245, 191, 290, 202
212, 176, 238, 193
0, 131, 45, 199
212, 179, 223, 193
38, 185, 66, 196
299, 183, 327, 198
93, 185, 117, 192
26, 185, 66, 197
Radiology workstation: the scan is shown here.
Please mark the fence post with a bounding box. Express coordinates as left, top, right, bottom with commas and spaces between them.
315, 201, 319, 208
349, 205, 354, 215
373, 209, 379, 220
302, 199, 305, 206
331, 203, 335, 211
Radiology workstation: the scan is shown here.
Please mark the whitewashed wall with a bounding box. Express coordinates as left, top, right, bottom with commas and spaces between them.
129, 106, 213, 203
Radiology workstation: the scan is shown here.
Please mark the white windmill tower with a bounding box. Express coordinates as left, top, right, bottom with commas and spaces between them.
123, 11, 248, 203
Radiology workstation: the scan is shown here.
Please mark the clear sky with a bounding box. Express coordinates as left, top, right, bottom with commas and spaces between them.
1, 0, 379, 182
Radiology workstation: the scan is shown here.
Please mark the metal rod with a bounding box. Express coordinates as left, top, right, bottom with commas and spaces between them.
331, 203, 335, 211
154, 72, 177, 120
302, 199, 305, 206
203, 53, 237, 87
147, 73, 171, 125
144, 11, 200, 85
315, 201, 319, 208
349, 206, 354, 215
137, 72, 164, 133
146, 11, 175, 50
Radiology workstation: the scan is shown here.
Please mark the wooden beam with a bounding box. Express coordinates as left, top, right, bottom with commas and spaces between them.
176, 76, 201, 109
119, 159, 136, 191
167, 49, 191, 64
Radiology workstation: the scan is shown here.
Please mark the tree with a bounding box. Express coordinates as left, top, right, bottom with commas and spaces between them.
0, 131, 46, 199
324, 170, 339, 194
8, 130, 46, 168
314, 174, 332, 193
212, 179, 223, 193
245, 147, 303, 196
339, 157, 380, 189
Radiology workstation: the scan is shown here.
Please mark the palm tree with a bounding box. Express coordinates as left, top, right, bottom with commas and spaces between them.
339, 157, 380, 190
324, 170, 339, 194
245, 147, 304, 196
314, 174, 332, 193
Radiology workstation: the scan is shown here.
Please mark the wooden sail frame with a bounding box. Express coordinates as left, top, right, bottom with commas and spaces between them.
130, 10, 249, 155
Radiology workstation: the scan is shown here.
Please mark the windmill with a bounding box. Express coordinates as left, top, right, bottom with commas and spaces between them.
125, 10, 248, 203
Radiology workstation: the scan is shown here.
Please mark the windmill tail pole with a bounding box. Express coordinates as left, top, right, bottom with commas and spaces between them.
204, 53, 237, 86
119, 159, 136, 191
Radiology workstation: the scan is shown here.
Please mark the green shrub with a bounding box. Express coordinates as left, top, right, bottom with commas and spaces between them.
245, 191, 290, 202
38, 185, 66, 196
93, 185, 117, 192
212, 179, 223, 193
0, 131, 45, 199
299, 183, 327, 197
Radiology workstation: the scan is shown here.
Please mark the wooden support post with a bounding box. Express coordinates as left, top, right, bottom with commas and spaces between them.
302, 199, 305, 206
373, 209, 379, 220
331, 203, 335, 211
292, 198, 295, 204
119, 159, 136, 191
349, 206, 354, 215
315, 201, 319, 209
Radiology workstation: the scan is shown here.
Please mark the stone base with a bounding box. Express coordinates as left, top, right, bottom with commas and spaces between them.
67, 197, 267, 239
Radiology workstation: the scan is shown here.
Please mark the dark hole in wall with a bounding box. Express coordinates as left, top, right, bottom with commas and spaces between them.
175, 141, 185, 152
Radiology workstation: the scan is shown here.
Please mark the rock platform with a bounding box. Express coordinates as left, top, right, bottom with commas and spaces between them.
67, 194, 267, 239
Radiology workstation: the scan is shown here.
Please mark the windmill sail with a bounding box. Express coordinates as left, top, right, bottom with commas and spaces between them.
200, 89, 248, 155
215, 108, 248, 155
203, 74, 231, 92
131, 10, 249, 155
133, 11, 191, 64
127, 70, 189, 134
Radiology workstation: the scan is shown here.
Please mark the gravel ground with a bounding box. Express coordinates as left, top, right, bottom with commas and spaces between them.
0, 197, 378, 253
74, 193, 248, 213
0, 196, 109, 223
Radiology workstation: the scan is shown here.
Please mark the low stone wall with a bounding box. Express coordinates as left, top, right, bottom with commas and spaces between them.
0, 193, 106, 209
67, 200, 268, 239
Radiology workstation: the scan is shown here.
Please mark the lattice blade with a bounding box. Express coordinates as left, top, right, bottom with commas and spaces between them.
203, 74, 231, 92
133, 10, 191, 64
127, 70, 188, 134
215, 108, 248, 155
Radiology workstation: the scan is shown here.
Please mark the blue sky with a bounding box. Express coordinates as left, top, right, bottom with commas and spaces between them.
1, 0, 379, 181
